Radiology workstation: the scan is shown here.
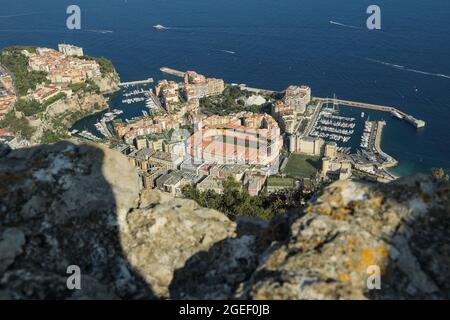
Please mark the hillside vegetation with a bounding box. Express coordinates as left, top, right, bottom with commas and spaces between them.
0, 46, 49, 96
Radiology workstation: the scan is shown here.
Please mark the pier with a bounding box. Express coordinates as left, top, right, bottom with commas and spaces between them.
145, 90, 165, 113
119, 78, 154, 87
160, 67, 186, 78
315, 97, 426, 129
160, 66, 282, 96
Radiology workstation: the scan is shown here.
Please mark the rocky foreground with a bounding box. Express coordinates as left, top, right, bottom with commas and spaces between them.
0, 142, 448, 299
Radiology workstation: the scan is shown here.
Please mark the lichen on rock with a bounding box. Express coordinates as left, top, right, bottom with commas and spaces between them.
0, 142, 448, 300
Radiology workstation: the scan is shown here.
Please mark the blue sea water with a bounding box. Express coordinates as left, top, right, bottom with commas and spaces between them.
1, 0, 449, 176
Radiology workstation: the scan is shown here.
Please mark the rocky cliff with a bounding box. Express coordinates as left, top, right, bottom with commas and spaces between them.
26, 92, 109, 144
93, 72, 120, 94
0, 142, 448, 300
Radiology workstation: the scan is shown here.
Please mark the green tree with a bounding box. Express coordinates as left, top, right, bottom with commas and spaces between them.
182, 176, 293, 221
0, 47, 49, 96
431, 168, 449, 182
0, 111, 35, 139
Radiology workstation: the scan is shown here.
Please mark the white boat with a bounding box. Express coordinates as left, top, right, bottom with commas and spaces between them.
153, 24, 166, 30
361, 112, 365, 118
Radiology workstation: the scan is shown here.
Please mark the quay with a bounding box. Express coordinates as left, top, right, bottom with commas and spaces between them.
119, 78, 154, 87
315, 97, 426, 129
160, 66, 281, 95
160, 67, 186, 78
145, 90, 165, 113
373, 120, 398, 169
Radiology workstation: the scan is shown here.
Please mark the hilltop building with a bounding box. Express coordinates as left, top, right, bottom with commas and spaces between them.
28, 46, 100, 85
58, 44, 84, 57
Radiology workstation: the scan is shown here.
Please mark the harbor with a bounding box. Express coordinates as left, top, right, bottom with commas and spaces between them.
315, 97, 426, 129
70, 66, 434, 178
119, 78, 154, 87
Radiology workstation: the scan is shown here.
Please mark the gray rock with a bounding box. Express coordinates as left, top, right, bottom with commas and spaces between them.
0, 142, 448, 300
0, 228, 25, 273
238, 177, 450, 300
121, 192, 236, 298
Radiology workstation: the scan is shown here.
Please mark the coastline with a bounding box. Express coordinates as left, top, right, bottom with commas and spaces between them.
375, 121, 398, 168
374, 120, 400, 180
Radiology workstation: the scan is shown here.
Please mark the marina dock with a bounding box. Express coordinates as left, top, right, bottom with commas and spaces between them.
119, 78, 154, 87
316, 97, 426, 129
160, 67, 186, 78
160, 66, 282, 95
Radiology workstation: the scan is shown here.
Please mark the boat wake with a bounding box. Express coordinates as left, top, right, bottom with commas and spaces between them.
0, 12, 45, 18
366, 58, 450, 80
329, 21, 359, 29
215, 49, 236, 55
153, 24, 172, 30
88, 29, 114, 34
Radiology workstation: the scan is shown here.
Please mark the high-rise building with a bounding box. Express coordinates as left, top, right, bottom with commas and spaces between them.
283, 85, 311, 114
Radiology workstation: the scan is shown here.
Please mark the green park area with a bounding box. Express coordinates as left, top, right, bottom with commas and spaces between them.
266, 177, 294, 188
283, 153, 320, 179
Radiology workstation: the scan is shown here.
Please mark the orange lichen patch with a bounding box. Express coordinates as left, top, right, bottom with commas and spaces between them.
266, 250, 287, 269
254, 294, 269, 300
335, 207, 353, 215
347, 238, 357, 248
305, 205, 318, 214
338, 272, 352, 283
317, 206, 333, 216
350, 245, 389, 273
332, 207, 353, 220
309, 238, 325, 250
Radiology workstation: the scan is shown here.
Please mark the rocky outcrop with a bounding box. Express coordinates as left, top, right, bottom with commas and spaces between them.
27, 93, 109, 144
94, 72, 120, 94
0, 142, 448, 300
237, 177, 450, 299
45, 93, 108, 118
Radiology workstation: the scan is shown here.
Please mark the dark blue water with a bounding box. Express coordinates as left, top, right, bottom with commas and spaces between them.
1, 0, 449, 176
